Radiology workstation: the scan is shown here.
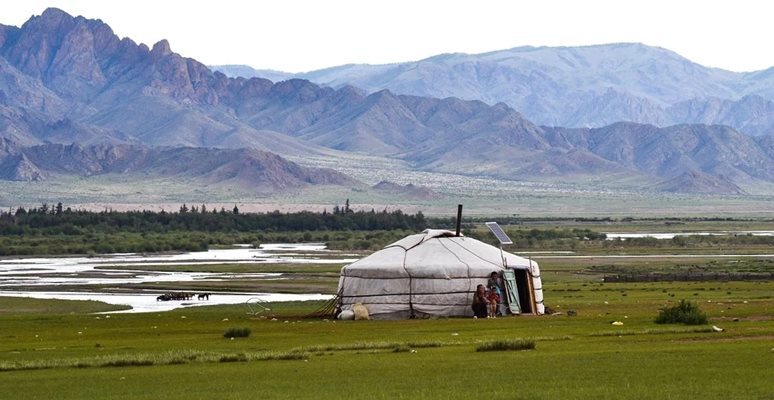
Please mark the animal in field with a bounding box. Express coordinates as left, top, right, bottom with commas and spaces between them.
352, 303, 370, 320
157, 292, 194, 301
197, 293, 210, 300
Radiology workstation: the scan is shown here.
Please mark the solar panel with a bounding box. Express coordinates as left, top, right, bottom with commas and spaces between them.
485, 222, 512, 245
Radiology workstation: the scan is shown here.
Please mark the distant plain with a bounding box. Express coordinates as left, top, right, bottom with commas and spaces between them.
2, 159, 773, 217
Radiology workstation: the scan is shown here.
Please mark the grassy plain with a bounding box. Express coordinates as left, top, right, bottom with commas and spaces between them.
2, 169, 774, 217
1, 276, 772, 399
1, 219, 772, 398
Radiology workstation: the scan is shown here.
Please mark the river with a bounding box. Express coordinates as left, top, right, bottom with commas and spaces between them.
604, 231, 774, 240
0, 244, 357, 313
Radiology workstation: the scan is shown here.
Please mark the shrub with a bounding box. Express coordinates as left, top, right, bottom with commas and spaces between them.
476, 339, 535, 352
219, 354, 248, 363
392, 345, 411, 353
104, 359, 154, 367
223, 327, 251, 338
655, 300, 708, 325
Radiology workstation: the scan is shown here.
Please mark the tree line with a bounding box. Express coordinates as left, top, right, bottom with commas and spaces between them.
0, 202, 430, 256
0, 202, 428, 236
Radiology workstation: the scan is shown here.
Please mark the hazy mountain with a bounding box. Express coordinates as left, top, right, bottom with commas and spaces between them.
549, 123, 772, 185
653, 170, 744, 195
211, 65, 294, 82
220, 44, 774, 137
212, 73, 773, 194
667, 95, 774, 137
372, 181, 439, 200
0, 141, 356, 191
1, 9, 773, 196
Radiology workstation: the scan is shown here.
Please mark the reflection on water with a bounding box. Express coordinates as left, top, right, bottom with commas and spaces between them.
0, 244, 353, 313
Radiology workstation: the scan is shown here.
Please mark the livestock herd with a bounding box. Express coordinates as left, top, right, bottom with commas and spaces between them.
156, 292, 211, 301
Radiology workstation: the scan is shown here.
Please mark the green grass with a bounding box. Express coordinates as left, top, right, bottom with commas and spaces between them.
0, 296, 130, 314
0, 277, 771, 399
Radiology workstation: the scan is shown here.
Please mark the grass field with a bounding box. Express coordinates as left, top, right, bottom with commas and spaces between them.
1, 275, 772, 399
1, 219, 772, 399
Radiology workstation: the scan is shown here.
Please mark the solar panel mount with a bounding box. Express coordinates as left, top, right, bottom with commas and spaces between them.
485, 222, 512, 245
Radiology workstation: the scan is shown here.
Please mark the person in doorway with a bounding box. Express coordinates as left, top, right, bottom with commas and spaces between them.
487, 271, 504, 316
471, 284, 488, 318
487, 286, 501, 318
487, 271, 504, 296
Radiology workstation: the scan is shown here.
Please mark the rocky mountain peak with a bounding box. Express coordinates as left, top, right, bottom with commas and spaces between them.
36, 8, 73, 25
151, 39, 172, 57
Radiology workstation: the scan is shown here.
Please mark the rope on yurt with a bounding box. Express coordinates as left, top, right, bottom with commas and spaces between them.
438, 238, 475, 300
446, 239, 502, 268
305, 287, 343, 319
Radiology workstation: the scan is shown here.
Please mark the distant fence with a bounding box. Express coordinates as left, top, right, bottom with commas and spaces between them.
602, 272, 774, 282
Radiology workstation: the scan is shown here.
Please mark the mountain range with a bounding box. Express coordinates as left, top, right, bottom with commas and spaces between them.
0, 8, 773, 198
215, 44, 774, 137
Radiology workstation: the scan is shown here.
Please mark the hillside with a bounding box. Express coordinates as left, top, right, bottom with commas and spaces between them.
0, 139, 356, 191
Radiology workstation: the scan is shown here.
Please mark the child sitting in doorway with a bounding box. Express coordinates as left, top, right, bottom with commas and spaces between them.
486, 286, 500, 318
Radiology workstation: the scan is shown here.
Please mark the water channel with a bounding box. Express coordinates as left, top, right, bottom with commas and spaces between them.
0, 244, 358, 313
603, 231, 774, 240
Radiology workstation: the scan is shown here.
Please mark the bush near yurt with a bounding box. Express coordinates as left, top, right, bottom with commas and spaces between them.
223, 327, 251, 338
655, 300, 708, 325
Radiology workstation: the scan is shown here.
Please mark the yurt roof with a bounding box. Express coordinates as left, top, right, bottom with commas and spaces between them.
342, 229, 536, 278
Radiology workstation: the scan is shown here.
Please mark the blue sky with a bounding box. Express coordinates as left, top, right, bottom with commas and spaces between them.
4, 0, 773, 73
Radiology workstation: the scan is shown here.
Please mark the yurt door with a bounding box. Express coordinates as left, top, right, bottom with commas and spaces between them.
503, 269, 522, 314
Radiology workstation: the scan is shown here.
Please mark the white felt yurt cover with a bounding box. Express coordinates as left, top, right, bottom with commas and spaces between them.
337, 229, 544, 319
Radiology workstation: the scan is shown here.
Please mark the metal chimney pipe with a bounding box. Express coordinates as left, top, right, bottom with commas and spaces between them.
455, 204, 463, 236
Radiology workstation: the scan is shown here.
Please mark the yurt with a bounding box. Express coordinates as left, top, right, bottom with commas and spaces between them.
337, 229, 544, 319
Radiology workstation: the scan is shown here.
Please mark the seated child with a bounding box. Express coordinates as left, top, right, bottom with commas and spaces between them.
486, 286, 500, 318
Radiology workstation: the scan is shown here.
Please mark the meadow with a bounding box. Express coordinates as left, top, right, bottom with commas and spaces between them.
1, 266, 772, 399
1, 217, 772, 399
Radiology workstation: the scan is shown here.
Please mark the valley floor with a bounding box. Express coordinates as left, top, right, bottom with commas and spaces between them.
2, 169, 773, 217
